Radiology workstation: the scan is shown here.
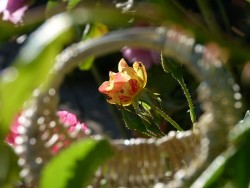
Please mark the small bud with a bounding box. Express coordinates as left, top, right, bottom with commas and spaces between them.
160, 53, 183, 79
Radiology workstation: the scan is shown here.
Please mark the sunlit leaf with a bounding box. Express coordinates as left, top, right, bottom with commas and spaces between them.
138, 102, 165, 137
0, 13, 74, 136
79, 22, 108, 70
40, 138, 114, 188
79, 56, 95, 70
192, 110, 250, 187
82, 22, 108, 41
46, 0, 60, 17
191, 148, 235, 188
67, 0, 81, 10
121, 108, 160, 137
230, 110, 250, 144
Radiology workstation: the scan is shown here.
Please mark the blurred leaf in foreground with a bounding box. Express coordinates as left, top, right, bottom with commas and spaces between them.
40, 138, 114, 188
191, 110, 250, 188
0, 144, 19, 187
0, 13, 74, 137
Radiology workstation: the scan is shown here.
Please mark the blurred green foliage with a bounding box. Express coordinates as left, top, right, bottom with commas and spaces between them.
0, 14, 74, 136
40, 138, 114, 188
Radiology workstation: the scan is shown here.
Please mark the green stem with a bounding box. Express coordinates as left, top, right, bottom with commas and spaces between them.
177, 77, 197, 126
152, 105, 183, 132
160, 55, 197, 128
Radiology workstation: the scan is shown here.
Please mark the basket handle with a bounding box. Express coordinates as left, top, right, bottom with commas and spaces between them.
17, 25, 242, 186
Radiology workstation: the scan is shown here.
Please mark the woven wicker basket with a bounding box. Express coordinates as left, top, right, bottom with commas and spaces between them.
14, 26, 241, 188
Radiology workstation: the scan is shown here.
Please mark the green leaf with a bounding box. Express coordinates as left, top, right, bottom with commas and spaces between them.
191, 148, 235, 188
0, 13, 74, 136
67, 0, 81, 10
0, 144, 19, 187
138, 102, 165, 137
79, 56, 95, 70
192, 111, 250, 188
121, 108, 160, 137
79, 23, 108, 70
140, 115, 165, 137
230, 110, 250, 144
160, 54, 183, 79
232, 142, 250, 188
199, 142, 250, 188
46, 0, 60, 17
0, 22, 17, 42
137, 89, 161, 108
82, 23, 108, 41
40, 138, 114, 188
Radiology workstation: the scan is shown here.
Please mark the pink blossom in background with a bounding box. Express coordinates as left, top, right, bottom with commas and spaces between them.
5, 111, 89, 150
0, 0, 29, 24
57, 111, 88, 133
4, 113, 21, 146
121, 47, 160, 69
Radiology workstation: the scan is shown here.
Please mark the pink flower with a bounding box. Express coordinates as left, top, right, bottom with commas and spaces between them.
57, 111, 88, 133
49, 111, 89, 154
0, 0, 29, 24
5, 111, 89, 150
4, 113, 21, 146
121, 47, 160, 69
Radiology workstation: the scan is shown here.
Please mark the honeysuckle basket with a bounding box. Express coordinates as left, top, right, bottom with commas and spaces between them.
14, 19, 242, 188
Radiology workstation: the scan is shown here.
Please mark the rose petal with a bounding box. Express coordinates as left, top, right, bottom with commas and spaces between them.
57, 111, 78, 126
133, 61, 147, 88
118, 58, 129, 72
